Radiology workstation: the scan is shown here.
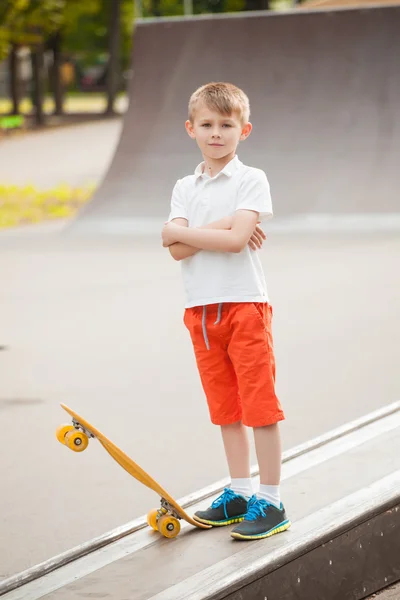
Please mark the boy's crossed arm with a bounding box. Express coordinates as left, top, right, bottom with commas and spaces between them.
166, 216, 232, 261
164, 211, 266, 261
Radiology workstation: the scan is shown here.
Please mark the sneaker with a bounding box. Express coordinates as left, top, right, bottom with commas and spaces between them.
193, 488, 248, 526
231, 495, 291, 540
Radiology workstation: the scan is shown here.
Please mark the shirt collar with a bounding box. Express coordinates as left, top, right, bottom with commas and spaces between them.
194, 155, 242, 180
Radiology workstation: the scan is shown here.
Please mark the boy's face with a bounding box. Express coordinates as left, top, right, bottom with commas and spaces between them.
185, 103, 252, 162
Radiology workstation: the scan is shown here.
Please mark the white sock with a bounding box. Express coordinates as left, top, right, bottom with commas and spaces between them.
257, 484, 281, 508
230, 478, 253, 499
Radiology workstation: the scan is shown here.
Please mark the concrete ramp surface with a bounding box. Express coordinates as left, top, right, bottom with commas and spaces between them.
2, 404, 399, 599
73, 5, 400, 232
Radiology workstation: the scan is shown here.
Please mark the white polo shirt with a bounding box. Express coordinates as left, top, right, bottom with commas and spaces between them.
168, 155, 273, 309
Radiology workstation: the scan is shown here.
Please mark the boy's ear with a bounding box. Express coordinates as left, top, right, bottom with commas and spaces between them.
185, 120, 196, 139
240, 122, 252, 141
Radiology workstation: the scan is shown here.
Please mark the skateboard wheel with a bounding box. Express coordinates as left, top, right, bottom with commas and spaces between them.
56, 424, 74, 445
64, 429, 89, 452
157, 515, 181, 539
147, 509, 159, 531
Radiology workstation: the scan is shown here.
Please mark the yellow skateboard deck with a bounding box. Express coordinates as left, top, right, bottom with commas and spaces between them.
56, 403, 211, 538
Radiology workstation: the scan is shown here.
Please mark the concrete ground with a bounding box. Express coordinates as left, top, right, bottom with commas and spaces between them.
0, 118, 121, 189
1, 229, 399, 579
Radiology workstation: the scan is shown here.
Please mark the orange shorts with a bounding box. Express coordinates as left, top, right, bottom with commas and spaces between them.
184, 302, 285, 428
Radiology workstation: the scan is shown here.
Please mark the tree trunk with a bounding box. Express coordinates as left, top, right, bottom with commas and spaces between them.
105, 0, 121, 115
152, 0, 162, 16
244, 0, 269, 8
9, 45, 19, 115
31, 44, 45, 126
50, 32, 63, 116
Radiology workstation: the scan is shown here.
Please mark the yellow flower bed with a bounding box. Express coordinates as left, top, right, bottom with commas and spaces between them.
0, 183, 95, 228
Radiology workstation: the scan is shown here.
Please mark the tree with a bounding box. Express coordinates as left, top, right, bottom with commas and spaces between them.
0, 0, 65, 123
105, 0, 121, 115
48, 31, 63, 115
0, 0, 135, 121
8, 45, 19, 115
61, 0, 134, 74
30, 40, 45, 124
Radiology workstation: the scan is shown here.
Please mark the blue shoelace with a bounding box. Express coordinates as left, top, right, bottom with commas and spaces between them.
244, 496, 271, 521
211, 488, 239, 519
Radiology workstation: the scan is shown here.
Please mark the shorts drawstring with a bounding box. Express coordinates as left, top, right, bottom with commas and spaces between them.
215, 303, 223, 325
202, 303, 223, 350
202, 306, 210, 350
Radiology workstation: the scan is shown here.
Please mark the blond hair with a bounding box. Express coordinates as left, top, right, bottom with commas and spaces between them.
188, 82, 250, 124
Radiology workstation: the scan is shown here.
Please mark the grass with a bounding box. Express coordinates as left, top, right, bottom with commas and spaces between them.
0, 183, 96, 229
0, 93, 127, 115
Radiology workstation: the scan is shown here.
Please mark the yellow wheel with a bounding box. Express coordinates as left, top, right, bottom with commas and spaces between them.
56, 424, 74, 445
157, 515, 181, 539
64, 429, 89, 452
147, 509, 159, 531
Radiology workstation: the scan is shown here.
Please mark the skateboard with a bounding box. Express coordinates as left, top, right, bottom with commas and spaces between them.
56, 403, 211, 538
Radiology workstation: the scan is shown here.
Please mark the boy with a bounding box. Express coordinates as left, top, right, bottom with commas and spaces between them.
162, 82, 290, 540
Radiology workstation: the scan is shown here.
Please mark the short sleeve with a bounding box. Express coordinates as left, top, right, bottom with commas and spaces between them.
168, 179, 188, 222
236, 169, 273, 219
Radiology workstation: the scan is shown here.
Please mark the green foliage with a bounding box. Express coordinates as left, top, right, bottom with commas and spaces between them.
62, 0, 134, 68
0, 0, 134, 67
223, 0, 246, 11
62, 0, 107, 64
0, 114, 25, 130
191, 0, 245, 14
139, 0, 246, 16
0, 0, 66, 59
157, 0, 184, 16
120, 1, 135, 68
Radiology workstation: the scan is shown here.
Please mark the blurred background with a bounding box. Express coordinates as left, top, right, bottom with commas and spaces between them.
0, 0, 399, 591
0, 0, 297, 131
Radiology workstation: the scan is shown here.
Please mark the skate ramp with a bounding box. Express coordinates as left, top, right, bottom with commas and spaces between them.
72, 5, 400, 232
2, 405, 400, 598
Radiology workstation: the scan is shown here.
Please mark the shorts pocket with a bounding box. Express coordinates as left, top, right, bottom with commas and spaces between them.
249, 302, 267, 327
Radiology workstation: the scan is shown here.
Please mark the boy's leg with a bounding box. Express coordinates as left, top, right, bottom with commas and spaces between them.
227, 303, 290, 540
183, 306, 251, 525
193, 421, 252, 526
227, 303, 284, 432
254, 423, 282, 508
221, 422, 251, 479
221, 422, 253, 498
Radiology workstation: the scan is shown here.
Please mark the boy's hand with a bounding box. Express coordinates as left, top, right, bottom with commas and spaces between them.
162, 222, 178, 247
248, 223, 266, 251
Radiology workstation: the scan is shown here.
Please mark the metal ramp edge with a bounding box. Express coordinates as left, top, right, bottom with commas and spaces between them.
150, 471, 400, 600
